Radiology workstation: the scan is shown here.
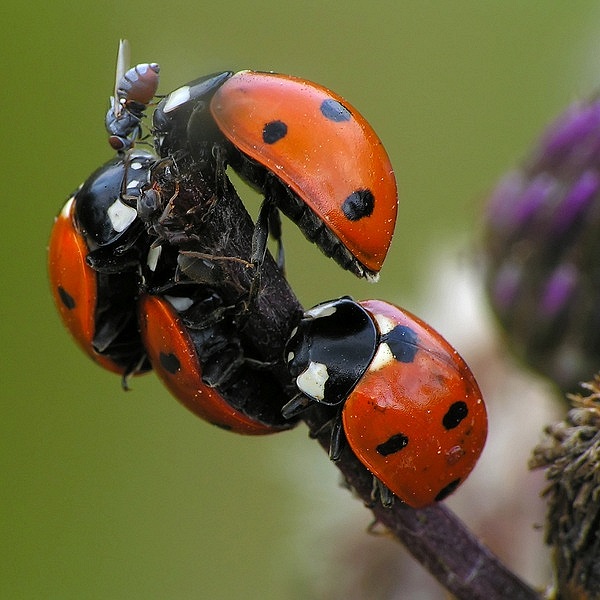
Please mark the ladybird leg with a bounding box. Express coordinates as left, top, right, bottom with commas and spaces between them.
177, 251, 227, 286
251, 197, 272, 267
243, 357, 277, 370
121, 373, 132, 391
329, 410, 346, 461
137, 188, 161, 224
250, 184, 285, 300
246, 196, 273, 302
93, 301, 134, 353
371, 478, 395, 509
308, 418, 335, 439
177, 251, 252, 288
201, 346, 245, 388
212, 144, 230, 200
258, 175, 286, 271
85, 239, 143, 274
181, 299, 235, 329
120, 352, 149, 391
267, 204, 285, 272
281, 393, 313, 420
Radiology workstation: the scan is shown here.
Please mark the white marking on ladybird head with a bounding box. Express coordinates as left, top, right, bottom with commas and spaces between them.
129, 161, 143, 170
107, 198, 137, 232
164, 295, 195, 312
296, 361, 329, 402
372, 313, 396, 335
126, 178, 140, 190
163, 86, 191, 113
305, 301, 338, 320
60, 196, 76, 219
286, 351, 295, 364
369, 342, 395, 372
146, 245, 162, 272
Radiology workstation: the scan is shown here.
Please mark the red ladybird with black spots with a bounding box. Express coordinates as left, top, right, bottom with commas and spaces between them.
284, 297, 487, 508
48, 151, 155, 380
152, 70, 398, 280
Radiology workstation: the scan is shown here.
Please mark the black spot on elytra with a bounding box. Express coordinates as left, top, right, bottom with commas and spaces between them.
342, 189, 375, 221
443, 401, 468, 430
382, 325, 419, 363
376, 433, 409, 456
160, 352, 180, 374
58, 286, 76, 310
434, 478, 461, 502
320, 99, 351, 122
262, 120, 287, 144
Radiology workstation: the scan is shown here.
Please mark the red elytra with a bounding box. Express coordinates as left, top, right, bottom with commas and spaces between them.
48, 197, 125, 375
48, 153, 154, 380
344, 300, 487, 508
210, 71, 398, 276
138, 294, 289, 434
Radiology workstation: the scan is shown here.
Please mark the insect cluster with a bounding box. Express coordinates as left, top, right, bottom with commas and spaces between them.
48, 40, 487, 508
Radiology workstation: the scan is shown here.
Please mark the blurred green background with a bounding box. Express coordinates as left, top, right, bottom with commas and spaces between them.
3, 2, 600, 598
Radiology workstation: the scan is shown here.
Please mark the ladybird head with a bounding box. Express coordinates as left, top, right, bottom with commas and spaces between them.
285, 297, 378, 406
152, 71, 233, 161
74, 150, 154, 250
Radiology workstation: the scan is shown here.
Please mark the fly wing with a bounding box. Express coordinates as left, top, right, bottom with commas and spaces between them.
111, 39, 131, 118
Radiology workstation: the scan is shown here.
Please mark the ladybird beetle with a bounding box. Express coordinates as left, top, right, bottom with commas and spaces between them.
138, 289, 298, 434
48, 150, 156, 380
284, 297, 487, 508
152, 70, 398, 280
105, 40, 160, 152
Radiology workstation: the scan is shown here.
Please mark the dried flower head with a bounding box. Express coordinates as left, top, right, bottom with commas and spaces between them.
530, 375, 600, 598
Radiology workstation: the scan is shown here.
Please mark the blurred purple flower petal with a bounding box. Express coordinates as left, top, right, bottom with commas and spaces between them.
483, 96, 600, 392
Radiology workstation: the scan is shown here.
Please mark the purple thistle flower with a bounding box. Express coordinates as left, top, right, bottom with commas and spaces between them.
484, 97, 600, 392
